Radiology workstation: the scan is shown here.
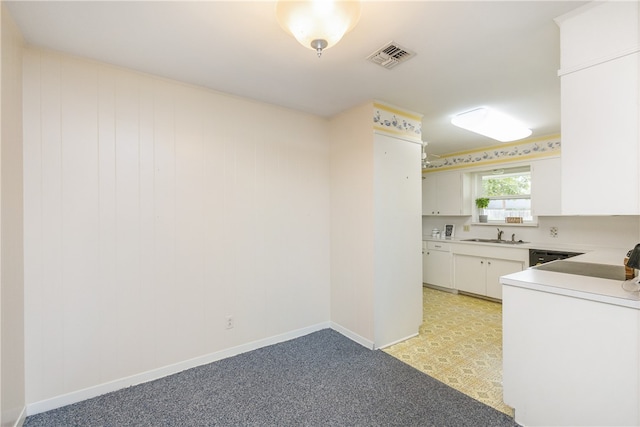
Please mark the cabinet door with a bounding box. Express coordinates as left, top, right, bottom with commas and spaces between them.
557, 0, 639, 71
422, 174, 438, 215
423, 250, 452, 288
503, 285, 640, 426
486, 258, 524, 300
453, 255, 485, 295
436, 172, 462, 215
561, 53, 639, 214
531, 157, 561, 216
422, 247, 429, 283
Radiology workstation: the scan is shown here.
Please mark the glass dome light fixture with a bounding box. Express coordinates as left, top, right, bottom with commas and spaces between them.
276, 0, 362, 58
451, 107, 532, 142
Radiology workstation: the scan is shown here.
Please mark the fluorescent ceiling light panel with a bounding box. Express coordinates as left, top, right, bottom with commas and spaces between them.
451, 107, 532, 142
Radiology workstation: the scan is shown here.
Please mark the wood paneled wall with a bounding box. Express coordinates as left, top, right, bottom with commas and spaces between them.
1, 4, 26, 426
23, 49, 331, 407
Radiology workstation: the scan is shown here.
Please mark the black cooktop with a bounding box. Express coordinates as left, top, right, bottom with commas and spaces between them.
533, 260, 625, 281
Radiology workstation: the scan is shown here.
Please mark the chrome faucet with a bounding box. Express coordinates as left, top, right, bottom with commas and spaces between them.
497, 228, 504, 241
511, 233, 516, 242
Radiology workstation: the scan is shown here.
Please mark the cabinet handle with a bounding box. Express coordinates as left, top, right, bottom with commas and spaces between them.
480, 261, 484, 264
488, 261, 491, 266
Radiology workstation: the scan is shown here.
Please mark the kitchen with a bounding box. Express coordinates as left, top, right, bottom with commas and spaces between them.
418, 1, 640, 424
411, 132, 640, 423
1, 1, 639, 426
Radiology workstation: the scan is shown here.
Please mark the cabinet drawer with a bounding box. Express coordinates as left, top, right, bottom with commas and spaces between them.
428, 241, 451, 251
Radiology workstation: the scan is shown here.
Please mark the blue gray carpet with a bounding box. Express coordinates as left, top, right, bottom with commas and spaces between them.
24, 329, 519, 426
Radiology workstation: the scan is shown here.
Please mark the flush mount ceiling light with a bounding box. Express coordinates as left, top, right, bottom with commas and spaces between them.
451, 107, 532, 142
276, 0, 362, 58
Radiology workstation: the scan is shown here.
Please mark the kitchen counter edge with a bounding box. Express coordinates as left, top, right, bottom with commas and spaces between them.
500, 249, 640, 310
422, 237, 625, 254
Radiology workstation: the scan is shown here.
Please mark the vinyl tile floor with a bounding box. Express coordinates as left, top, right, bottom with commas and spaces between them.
384, 286, 514, 416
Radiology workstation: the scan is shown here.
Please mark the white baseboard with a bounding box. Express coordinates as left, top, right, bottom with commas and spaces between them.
330, 322, 375, 350
423, 283, 457, 294
26, 322, 331, 416
376, 331, 419, 350
10, 406, 26, 427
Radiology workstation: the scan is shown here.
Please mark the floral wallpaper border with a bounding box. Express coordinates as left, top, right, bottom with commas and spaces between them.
424, 136, 561, 171
373, 101, 422, 142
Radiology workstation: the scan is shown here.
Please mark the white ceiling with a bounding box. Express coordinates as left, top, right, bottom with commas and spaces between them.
6, 0, 588, 155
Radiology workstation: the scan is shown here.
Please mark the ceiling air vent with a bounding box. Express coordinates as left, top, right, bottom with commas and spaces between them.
367, 41, 415, 69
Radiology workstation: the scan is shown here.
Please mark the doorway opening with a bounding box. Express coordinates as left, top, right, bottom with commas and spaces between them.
384, 287, 513, 416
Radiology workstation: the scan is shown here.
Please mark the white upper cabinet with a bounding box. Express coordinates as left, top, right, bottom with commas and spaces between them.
422, 173, 438, 215
556, 1, 639, 72
531, 157, 561, 216
422, 172, 470, 216
556, 1, 640, 215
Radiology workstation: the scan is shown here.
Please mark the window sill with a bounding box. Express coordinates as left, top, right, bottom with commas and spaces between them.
471, 222, 538, 227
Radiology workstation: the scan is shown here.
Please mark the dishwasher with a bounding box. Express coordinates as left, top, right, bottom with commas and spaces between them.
529, 249, 583, 266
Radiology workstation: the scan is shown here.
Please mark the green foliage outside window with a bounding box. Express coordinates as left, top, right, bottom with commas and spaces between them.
475, 167, 532, 222
482, 174, 530, 197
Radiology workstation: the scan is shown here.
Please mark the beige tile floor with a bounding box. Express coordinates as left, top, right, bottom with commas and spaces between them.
384, 286, 514, 416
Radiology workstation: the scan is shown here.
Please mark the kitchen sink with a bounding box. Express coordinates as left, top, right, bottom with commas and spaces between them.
462, 238, 528, 245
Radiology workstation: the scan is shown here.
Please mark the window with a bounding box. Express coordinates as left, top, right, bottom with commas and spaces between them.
476, 166, 532, 222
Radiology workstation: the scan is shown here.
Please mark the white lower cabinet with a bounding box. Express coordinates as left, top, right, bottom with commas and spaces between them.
503, 284, 640, 426
422, 241, 452, 288
454, 254, 524, 299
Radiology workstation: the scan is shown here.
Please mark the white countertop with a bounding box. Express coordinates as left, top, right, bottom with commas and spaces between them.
422, 236, 621, 253
501, 248, 640, 309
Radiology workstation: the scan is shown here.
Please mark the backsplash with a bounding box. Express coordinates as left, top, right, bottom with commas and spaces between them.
423, 215, 640, 251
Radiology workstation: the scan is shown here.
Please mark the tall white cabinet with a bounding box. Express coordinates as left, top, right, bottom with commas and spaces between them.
373, 131, 423, 347
330, 101, 423, 349
556, 1, 640, 215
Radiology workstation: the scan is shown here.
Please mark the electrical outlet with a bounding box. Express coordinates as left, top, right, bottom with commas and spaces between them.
550, 226, 558, 238
463, 224, 470, 232
225, 315, 234, 329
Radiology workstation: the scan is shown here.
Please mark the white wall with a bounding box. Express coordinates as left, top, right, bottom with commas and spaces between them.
328, 103, 375, 346
22, 48, 331, 410
0, 3, 25, 426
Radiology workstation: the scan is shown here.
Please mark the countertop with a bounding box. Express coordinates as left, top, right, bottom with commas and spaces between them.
423, 235, 639, 308
500, 248, 640, 309
422, 236, 603, 253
